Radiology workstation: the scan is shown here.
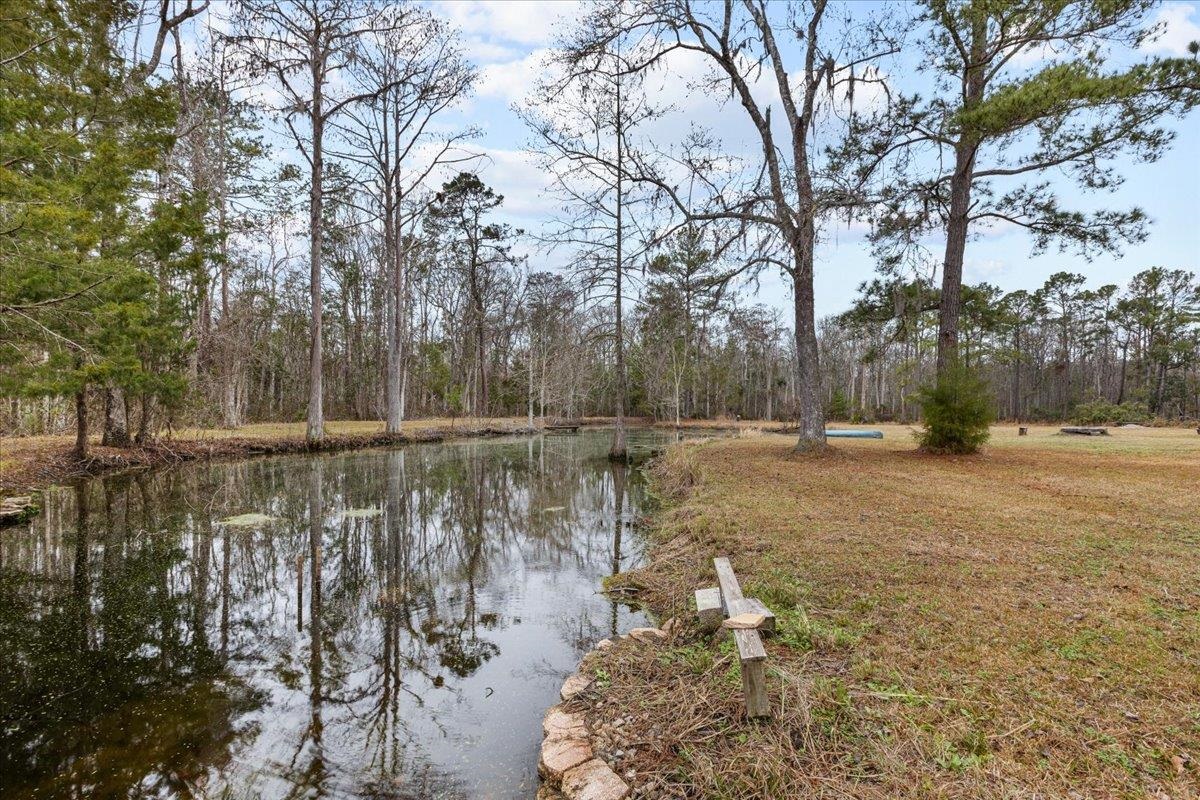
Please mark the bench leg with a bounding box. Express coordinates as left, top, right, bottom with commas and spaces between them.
741, 658, 770, 719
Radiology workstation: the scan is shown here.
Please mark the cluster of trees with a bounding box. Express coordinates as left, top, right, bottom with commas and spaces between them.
2, 0, 1198, 458
823, 267, 1200, 423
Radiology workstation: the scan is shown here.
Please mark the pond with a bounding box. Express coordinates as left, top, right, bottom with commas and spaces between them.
0, 429, 687, 799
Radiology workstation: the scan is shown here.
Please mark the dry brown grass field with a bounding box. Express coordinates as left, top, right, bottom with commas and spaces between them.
589, 424, 1200, 799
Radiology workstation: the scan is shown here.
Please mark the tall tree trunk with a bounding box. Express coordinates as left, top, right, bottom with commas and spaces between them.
938, 146, 975, 373
135, 394, 152, 445
936, 15, 986, 375
611, 250, 627, 460
476, 310, 488, 417
527, 337, 535, 428
102, 387, 130, 447
1012, 329, 1021, 423
74, 386, 88, 460
385, 204, 405, 434
1153, 360, 1168, 413
791, 243, 825, 449
1116, 341, 1128, 404
306, 53, 325, 444
610, 59, 627, 461
219, 190, 238, 429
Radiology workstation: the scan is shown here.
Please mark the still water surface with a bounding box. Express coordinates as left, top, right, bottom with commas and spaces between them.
0, 430, 681, 799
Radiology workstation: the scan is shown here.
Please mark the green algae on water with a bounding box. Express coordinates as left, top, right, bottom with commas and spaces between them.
341, 507, 382, 518
218, 512, 279, 527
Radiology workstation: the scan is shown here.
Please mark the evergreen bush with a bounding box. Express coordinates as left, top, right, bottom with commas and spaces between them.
915, 361, 994, 454
1072, 400, 1150, 426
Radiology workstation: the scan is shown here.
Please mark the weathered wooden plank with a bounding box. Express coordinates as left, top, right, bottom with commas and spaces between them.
741, 659, 770, 718
736, 629, 770, 719
724, 612, 767, 629
733, 628, 766, 662
1060, 426, 1108, 436
713, 557, 744, 614
714, 555, 773, 718
729, 597, 776, 633
695, 586, 723, 633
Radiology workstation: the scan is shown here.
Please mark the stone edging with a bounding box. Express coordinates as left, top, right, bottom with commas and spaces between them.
537, 622, 681, 800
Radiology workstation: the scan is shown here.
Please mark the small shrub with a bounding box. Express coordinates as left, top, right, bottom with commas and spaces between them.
1071, 399, 1149, 426
915, 361, 994, 454
826, 388, 850, 420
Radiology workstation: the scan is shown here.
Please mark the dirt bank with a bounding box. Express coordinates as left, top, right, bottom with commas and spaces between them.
0, 419, 550, 504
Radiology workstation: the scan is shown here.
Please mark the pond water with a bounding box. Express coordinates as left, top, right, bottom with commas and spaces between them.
0, 429, 685, 799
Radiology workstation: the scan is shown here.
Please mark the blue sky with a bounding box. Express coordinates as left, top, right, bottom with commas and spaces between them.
184, 1, 1200, 319
429, 0, 1200, 319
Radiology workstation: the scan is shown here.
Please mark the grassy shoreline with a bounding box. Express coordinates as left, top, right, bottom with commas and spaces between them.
0, 415, 753, 500
0, 417, 551, 498
580, 424, 1199, 798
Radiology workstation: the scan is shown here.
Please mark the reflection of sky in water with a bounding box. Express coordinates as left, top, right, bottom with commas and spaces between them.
0, 430, 689, 799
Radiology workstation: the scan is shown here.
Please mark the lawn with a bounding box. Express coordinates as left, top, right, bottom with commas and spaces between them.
589, 424, 1200, 798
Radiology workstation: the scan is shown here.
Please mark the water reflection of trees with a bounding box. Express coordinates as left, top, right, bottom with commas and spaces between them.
0, 433, 649, 799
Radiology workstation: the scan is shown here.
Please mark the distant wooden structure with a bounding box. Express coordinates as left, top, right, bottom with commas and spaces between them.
1060, 426, 1109, 436
1018, 426, 1028, 436
695, 557, 776, 719
544, 420, 581, 433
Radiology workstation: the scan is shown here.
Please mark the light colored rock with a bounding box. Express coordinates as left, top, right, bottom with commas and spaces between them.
560, 673, 593, 701
722, 612, 767, 629
543, 706, 588, 741
540, 737, 594, 783
562, 758, 630, 800
627, 627, 667, 644
661, 616, 682, 637
594, 638, 614, 651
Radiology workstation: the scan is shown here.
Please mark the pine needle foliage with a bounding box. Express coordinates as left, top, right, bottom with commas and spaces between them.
915, 360, 994, 454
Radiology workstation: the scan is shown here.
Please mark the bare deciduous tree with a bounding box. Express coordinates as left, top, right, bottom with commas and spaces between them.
568, 0, 899, 449
335, 5, 477, 433
232, 0, 407, 443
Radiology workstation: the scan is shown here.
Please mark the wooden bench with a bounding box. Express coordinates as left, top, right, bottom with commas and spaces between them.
694, 557, 776, 719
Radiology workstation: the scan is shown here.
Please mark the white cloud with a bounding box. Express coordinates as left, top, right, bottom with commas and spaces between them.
1142, 3, 1200, 55
964, 258, 1010, 282
477, 147, 557, 219
475, 48, 554, 104
1007, 40, 1063, 68
437, 0, 583, 47
462, 36, 520, 64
